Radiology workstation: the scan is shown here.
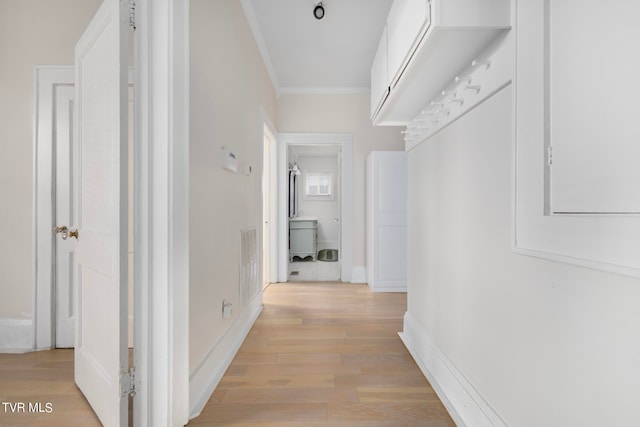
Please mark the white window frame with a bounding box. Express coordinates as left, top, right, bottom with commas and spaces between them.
303, 170, 334, 200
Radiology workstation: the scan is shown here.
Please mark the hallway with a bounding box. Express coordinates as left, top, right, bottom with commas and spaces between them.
190, 283, 454, 426
0, 283, 454, 426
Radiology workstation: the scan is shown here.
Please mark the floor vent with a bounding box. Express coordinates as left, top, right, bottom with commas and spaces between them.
239, 227, 258, 307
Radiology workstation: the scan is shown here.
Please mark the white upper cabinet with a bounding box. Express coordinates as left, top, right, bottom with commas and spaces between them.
370, 0, 511, 125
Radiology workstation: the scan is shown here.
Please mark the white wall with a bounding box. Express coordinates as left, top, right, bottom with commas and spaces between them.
189, 0, 277, 416
404, 33, 640, 427
0, 0, 101, 346
277, 94, 404, 279
295, 155, 340, 251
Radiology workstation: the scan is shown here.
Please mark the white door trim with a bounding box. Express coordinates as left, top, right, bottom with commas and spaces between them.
260, 107, 278, 283
33, 66, 75, 350
134, 0, 190, 426
278, 133, 353, 282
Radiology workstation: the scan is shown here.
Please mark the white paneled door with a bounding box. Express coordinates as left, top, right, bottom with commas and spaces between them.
73, 0, 130, 425
54, 84, 76, 348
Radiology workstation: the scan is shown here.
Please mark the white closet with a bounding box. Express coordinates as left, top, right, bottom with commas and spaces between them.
366, 151, 407, 292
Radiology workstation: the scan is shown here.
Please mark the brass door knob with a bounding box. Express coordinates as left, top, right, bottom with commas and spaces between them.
54, 226, 78, 240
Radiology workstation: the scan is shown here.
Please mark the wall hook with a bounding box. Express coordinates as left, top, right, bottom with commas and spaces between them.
455, 76, 472, 84
472, 59, 491, 69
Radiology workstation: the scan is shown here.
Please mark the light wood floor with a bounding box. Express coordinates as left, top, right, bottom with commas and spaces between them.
0, 349, 101, 426
189, 282, 454, 427
0, 282, 454, 427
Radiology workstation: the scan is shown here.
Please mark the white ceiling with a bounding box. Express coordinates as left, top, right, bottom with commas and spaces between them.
242, 0, 393, 94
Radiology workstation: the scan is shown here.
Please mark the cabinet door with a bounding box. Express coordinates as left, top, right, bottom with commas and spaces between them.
370, 25, 389, 118
549, 0, 640, 214
387, 0, 429, 87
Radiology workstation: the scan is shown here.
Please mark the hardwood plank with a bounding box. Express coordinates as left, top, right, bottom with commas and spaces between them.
328, 402, 455, 424
191, 403, 328, 424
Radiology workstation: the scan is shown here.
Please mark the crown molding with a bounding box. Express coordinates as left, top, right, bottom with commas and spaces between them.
279, 86, 371, 95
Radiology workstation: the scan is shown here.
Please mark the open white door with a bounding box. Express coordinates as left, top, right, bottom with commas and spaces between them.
73, 0, 130, 425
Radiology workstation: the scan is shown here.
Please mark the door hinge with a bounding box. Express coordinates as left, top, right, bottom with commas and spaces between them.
127, 0, 136, 30
120, 367, 136, 397
547, 146, 553, 166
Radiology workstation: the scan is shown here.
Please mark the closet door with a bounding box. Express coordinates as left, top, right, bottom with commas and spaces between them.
73, 0, 130, 425
366, 152, 408, 292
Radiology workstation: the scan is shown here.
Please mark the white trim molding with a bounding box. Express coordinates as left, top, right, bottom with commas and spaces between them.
0, 319, 34, 352
350, 266, 367, 284
134, 0, 190, 425
279, 86, 371, 95
400, 311, 507, 427
189, 294, 263, 419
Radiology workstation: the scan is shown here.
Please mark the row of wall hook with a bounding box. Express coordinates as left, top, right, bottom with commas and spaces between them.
402, 58, 492, 146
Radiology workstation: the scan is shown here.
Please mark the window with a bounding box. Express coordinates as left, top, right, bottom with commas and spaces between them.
304, 171, 333, 199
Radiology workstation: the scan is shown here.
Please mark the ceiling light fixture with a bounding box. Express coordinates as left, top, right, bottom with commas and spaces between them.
313, 2, 325, 20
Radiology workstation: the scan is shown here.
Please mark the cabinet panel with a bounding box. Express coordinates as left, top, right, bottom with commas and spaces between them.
549, 0, 640, 214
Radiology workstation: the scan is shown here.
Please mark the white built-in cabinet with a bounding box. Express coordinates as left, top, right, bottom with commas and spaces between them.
370, 0, 511, 125
514, 0, 640, 277
366, 152, 407, 292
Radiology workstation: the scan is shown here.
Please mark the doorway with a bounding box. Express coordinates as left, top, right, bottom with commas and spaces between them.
46, 73, 135, 349
278, 133, 353, 283
287, 144, 342, 281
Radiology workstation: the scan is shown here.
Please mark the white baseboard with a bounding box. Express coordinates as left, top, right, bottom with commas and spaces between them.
189, 294, 263, 419
368, 281, 407, 292
351, 266, 366, 283
399, 311, 507, 427
0, 318, 34, 352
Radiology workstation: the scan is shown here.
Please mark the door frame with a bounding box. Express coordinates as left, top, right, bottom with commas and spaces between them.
261, 107, 278, 285
34, 67, 135, 350
33, 66, 75, 350
32, 0, 191, 424
133, 0, 190, 425
278, 133, 353, 282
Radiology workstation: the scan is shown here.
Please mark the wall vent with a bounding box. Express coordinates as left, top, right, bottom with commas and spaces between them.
239, 227, 258, 307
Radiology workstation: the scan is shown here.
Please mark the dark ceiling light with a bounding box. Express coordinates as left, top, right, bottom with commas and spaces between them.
313, 2, 325, 20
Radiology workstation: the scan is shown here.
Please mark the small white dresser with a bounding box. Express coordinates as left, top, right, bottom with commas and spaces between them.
289, 217, 318, 261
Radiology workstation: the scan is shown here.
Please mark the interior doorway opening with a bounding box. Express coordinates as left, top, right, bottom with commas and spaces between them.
278, 133, 353, 283
287, 144, 342, 281
50, 79, 135, 351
